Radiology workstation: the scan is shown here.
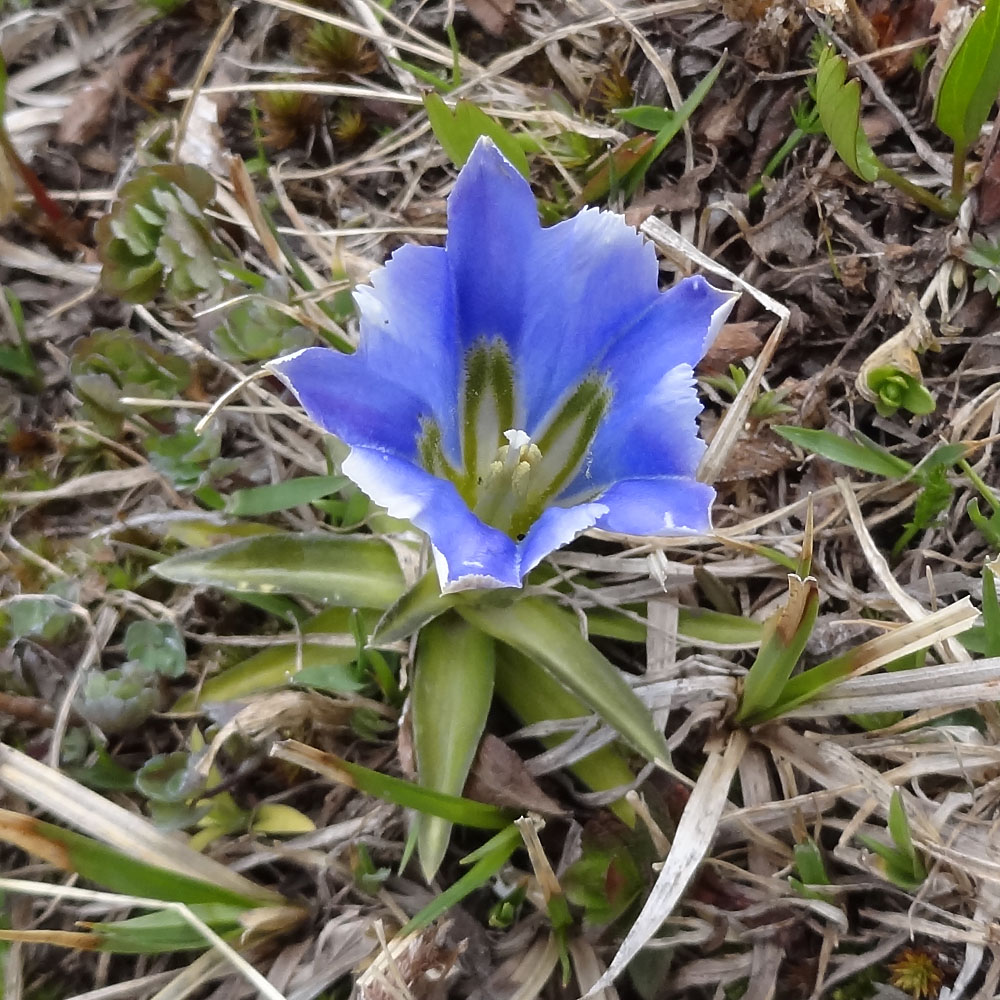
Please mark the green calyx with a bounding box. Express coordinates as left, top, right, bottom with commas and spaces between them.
419, 339, 610, 539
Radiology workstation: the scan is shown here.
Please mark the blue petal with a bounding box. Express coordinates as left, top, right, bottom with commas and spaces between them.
267, 347, 426, 460
593, 478, 715, 535
568, 364, 704, 492
598, 276, 737, 404
354, 244, 462, 461
342, 447, 522, 592
517, 500, 610, 578
446, 139, 539, 359
518, 208, 662, 429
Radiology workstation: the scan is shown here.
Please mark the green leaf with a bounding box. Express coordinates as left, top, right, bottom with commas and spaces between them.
272, 740, 512, 830
615, 105, 677, 130
677, 607, 764, 646
735, 576, 820, 725
251, 803, 315, 835
135, 752, 206, 804
494, 647, 636, 827
423, 94, 530, 176
934, 0, 1000, 154
224, 475, 347, 517
620, 53, 725, 198
370, 569, 455, 646
815, 45, 881, 182
124, 620, 186, 678
82, 903, 246, 954
968, 497, 1000, 548
887, 790, 918, 865
962, 562, 1000, 656
458, 596, 669, 765
0, 809, 265, 908
773, 426, 913, 478
413, 612, 496, 879
153, 532, 405, 608
172, 607, 372, 709
790, 839, 835, 903
401, 824, 521, 935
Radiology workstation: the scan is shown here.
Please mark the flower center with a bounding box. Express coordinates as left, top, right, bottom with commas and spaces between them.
473, 429, 543, 537
416, 339, 611, 540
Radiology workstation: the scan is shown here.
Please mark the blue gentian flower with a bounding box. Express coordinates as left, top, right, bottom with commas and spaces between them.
268, 139, 737, 592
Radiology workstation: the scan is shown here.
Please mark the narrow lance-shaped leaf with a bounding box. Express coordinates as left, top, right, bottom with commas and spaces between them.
270, 740, 512, 830
773, 425, 914, 478
622, 52, 726, 198
458, 596, 669, 766
934, 0, 1000, 155
371, 569, 456, 646
224, 475, 347, 517
153, 532, 405, 608
413, 611, 496, 879
172, 606, 376, 709
401, 824, 522, 935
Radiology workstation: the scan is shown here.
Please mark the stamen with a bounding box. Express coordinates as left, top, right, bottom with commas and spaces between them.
473, 429, 543, 535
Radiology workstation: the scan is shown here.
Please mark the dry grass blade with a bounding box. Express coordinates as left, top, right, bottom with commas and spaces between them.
836, 479, 972, 663
640, 217, 790, 487
785, 652, 1000, 719
0, 879, 286, 1000
0, 464, 157, 504
588, 730, 749, 994
0, 745, 282, 903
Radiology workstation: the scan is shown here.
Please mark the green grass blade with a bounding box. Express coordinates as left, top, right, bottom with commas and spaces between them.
400, 824, 521, 935
172, 607, 374, 709
271, 740, 512, 830
224, 475, 347, 516
83, 904, 246, 954
622, 52, 725, 198
494, 646, 636, 827
773, 426, 913, 478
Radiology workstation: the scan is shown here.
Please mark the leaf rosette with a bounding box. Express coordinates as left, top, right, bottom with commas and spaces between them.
95, 163, 229, 304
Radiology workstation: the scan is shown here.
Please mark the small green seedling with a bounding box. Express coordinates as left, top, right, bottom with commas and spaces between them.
857, 791, 927, 891
962, 235, 1000, 302
816, 0, 1000, 214
702, 364, 794, 421
865, 365, 936, 419
814, 46, 953, 217
789, 839, 835, 904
